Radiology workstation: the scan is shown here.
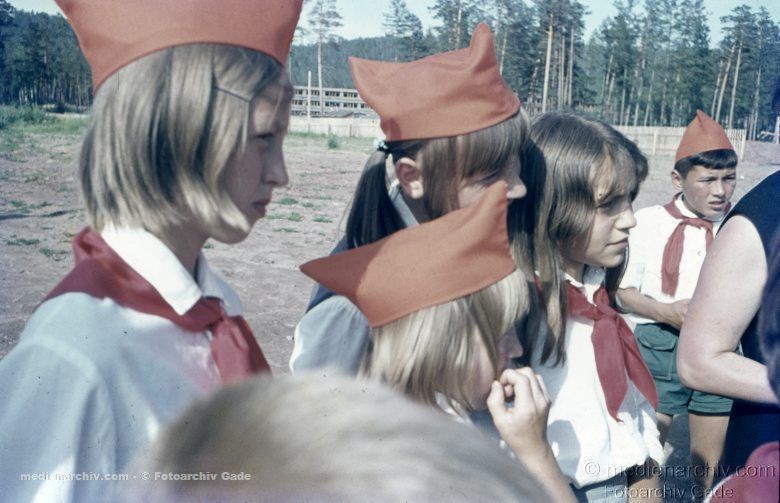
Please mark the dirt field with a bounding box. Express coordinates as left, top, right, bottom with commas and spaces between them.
1, 122, 778, 500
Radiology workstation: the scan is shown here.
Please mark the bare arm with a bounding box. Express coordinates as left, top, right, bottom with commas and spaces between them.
617, 287, 689, 330
677, 215, 777, 404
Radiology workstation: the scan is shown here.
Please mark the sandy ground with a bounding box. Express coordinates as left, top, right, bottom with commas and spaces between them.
1, 125, 778, 500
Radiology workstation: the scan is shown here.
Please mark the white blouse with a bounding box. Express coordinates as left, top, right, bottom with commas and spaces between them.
0, 226, 232, 502
532, 267, 665, 488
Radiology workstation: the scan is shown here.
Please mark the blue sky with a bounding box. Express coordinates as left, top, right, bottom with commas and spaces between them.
8, 0, 780, 46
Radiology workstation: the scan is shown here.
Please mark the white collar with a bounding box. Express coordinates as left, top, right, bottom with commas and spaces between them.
100, 226, 242, 316
564, 267, 606, 302
674, 193, 725, 223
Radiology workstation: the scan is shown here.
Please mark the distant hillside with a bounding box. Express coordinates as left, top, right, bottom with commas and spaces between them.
290, 36, 414, 89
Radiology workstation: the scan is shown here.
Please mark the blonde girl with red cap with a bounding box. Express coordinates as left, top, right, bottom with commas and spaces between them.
290, 23, 532, 376
517, 113, 664, 501
0, 1, 302, 501
301, 182, 575, 502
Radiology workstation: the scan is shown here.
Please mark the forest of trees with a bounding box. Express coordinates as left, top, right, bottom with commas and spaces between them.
1, 0, 778, 138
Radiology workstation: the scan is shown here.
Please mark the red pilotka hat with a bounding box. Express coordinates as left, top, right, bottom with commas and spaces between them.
349, 23, 521, 141
675, 110, 734, 161
56, 0, 303, 90
300, 182, 517, 327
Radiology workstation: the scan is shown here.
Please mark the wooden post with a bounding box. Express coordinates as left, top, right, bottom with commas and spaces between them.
652, 128, 658, 156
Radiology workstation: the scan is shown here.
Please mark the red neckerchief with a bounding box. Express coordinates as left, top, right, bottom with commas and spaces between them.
44, 228, 270, 383
566, 282, 658, 420
661, 196, 730, 296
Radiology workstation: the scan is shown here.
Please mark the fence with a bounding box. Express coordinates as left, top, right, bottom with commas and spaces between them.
290, 116, 747, 159
289, 85, 748, 158
614, 125, 746, 158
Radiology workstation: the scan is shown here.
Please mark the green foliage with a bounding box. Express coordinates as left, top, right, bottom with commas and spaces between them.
6, 237, 40, 246
326, 135, 339, 149
276, 197, 299, 205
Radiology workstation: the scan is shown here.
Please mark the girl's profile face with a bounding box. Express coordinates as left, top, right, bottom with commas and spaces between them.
218, 73, 292, 243
564, 179, 637, 272
467, 327, 524, 410
457, 155, 527, 208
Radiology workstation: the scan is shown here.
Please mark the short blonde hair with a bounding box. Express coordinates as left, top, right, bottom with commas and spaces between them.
363, 269, 528, 411
120, 374, 545, 502
81, 44, 284, 235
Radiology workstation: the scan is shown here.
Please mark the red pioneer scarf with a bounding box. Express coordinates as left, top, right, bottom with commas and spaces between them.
566, 283, 658, 420
661, 196, 729, 296
44, 228, 270, 383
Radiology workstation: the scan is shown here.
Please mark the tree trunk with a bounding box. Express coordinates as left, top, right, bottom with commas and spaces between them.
710, 59, 723, 117
619, 67, 628, 126
542, 19, 553, 114
749, 65, 761, 140
455, 0, 463, 49
715, 42, 735, 122
727, 37, 742, 130
557, 31, 565, 110
599, 52, 613, 119
567, 28, 574, 108
499, 20, 508, 75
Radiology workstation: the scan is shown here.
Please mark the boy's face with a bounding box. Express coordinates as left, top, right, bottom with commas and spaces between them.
672, 165, 736, 219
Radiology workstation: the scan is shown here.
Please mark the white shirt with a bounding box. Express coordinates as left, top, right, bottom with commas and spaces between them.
0, 227, 232, 503
532, 268, 665, 488
290, 184, 418, 374
620, 195, 725, 325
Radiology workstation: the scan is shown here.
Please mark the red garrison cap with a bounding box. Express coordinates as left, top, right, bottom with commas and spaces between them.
675, 110, 734, 161
56, 0, 303, 89
300, 182, 517, 327
349, 23, 521, 141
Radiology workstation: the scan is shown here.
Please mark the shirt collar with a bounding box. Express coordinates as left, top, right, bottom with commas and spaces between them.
100, 226, 241, 316
674, 193, 725, 223
564, 267, 605, 301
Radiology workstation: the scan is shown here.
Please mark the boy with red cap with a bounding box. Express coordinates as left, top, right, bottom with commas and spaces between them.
0, 1, 302, 501
618, 110, 738, 493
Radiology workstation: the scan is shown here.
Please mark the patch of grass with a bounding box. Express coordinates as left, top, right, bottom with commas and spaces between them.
203, 242, 214, 249
267, 212, 303, 222
301, 201, 316, 209
6, 238, 40, 246
24, 172, 45, 183
273, 227, 299, 233
39, 247, 68, 259
276, 197, 298, 205
10, 200, 26, 208
313, 215, 333, 223
326, 135, 340, 149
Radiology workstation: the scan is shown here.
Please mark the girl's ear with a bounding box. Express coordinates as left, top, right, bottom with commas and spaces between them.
395, 157, 425, 199
670, 169, 684, 190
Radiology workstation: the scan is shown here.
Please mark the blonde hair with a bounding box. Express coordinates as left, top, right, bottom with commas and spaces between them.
81, 44, 285, 235
346, 108, 531, 247
120, 374, 545, 502
517, 112, 647, 364
362, 269, 528, 411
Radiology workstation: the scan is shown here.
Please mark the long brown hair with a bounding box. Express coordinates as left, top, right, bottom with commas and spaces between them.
515, 113, 648, 365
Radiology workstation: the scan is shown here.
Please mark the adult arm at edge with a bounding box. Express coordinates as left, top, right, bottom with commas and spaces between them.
677, 215, 777, 404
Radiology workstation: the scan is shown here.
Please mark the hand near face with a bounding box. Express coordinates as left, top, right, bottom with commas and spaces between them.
486, 367, 551, 460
